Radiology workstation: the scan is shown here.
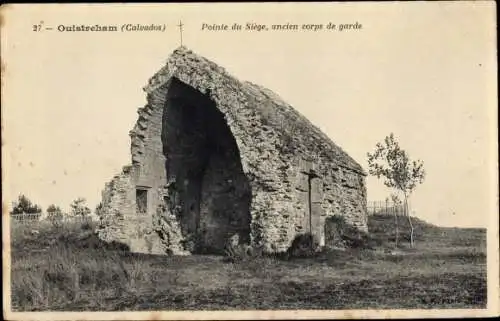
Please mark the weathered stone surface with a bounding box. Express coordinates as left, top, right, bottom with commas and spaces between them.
97, 46, 368, 255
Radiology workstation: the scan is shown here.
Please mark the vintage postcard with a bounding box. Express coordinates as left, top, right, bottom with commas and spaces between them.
2, 2, 498, 320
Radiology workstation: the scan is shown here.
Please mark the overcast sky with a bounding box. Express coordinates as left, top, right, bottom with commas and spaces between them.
2, 3, 497, 228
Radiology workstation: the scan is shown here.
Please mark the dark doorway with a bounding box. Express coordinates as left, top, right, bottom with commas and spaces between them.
162, 78, 252, 253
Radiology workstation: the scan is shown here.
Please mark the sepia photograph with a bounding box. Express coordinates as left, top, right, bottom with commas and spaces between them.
2, 2, 498, 320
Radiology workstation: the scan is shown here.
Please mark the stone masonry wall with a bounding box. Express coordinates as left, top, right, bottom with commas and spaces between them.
142, 47, 367, 253
97, 83, 170, 254
130, 84, 169, 210
98, 165, 167, 254
98, 167, 135, 245
248, 148, 367, 252
98, 46, 368, 255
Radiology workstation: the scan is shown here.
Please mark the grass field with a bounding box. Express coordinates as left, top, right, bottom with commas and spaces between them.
9, 215, 486, 311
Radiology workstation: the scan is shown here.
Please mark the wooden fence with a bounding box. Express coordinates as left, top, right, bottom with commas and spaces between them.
10, 213, 43, 223
367, 200, 405, 216
10, 212, 97, 224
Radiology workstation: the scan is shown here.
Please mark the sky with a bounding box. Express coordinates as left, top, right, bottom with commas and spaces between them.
2, 3, 497, 228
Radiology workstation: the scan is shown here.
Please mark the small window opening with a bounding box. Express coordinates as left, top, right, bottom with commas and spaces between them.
136, 188, 148, 215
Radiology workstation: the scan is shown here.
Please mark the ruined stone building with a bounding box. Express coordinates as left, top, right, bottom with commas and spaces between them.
97, 47, 368, 255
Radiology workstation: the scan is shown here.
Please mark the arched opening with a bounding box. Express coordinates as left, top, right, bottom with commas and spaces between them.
162, 78, 252, 254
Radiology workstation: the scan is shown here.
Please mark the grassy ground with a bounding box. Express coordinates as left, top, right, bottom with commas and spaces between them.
9, 215, 486, 311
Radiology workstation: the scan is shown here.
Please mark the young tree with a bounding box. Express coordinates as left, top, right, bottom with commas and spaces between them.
385, 193, 403, 247
10, 194, 42, 215
70, 197, 91, 217
47, 204, 62, 215
47, 204, 63, 227
95, 202, 104, 218
367, 133, 425, 247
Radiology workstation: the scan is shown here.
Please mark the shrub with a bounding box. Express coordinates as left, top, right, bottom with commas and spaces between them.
70, 197, 91, 218
287, 233, 320, 258
223, 233, 264, 263
47, 204, 64, 228
11, 194, 42, 215
223, 243, 261, 263
181, 233, 202, 253
325, 216, 377, 250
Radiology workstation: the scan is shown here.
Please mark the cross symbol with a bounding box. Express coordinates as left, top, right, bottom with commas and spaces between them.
177, 20, 184, 46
